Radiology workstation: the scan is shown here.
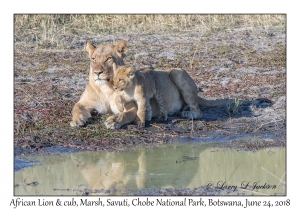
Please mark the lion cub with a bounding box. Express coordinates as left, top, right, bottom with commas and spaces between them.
113, 63, 167, 127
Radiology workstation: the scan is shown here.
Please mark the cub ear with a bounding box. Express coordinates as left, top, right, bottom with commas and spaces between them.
86, 41, 96, 59
126, 67, 135, 78
113, 63, 118, 75
114, 40, 129, 58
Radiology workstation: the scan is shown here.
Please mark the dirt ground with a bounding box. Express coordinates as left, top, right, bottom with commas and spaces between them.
14, 25, 286, 155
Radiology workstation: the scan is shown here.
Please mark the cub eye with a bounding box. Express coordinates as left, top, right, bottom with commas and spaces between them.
106, 57, 112, 62
91, 57, 96, 62
118, 79, 122, 82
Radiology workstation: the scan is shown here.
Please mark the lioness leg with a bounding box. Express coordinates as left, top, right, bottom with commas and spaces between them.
168, 69, 202, 119
104, 101, 138, 129
70, 102, 92, 127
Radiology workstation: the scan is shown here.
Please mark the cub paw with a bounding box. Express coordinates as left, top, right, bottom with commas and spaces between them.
104, 115, 122, 129
137, 120, 145, 128
116, 104, 124, 112
156, 113, 168, 122
181, 111, 202, 120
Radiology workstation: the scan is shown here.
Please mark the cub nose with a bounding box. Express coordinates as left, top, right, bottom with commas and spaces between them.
94, 71, 103, 77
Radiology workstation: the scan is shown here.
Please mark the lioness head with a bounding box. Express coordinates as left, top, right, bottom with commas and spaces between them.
86, 40, 129, 86
112, 63, 135, 91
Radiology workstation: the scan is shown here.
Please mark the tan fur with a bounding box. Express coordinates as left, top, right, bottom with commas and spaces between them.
105, 68, 231, 129
70, 40, 137, 127
71, 41, 230, 129
113, 64, 167, 127
73, 150, 146, 193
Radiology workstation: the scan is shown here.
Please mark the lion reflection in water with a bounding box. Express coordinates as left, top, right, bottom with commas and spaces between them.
72, 150, 146, 194
72, 147, 202, 194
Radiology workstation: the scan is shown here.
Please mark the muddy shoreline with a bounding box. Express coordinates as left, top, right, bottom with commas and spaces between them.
14, 130, 285, 157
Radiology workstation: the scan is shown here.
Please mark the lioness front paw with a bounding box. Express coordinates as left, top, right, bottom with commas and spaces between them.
70, 117, 86, 127
104, 115, 122, 129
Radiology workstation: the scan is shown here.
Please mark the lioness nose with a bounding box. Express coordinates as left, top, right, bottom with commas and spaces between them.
94, 71, 103, 76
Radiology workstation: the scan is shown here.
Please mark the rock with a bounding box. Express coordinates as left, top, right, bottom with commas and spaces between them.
32, 136, 41, 142
260, 102, 269, 108
273, 96, 286, 109
262, 70, 279, 75
232, 79, 241, 83
218, 68, 232, 73
188, 121, 205, 130
236, 68, 259, 74
157, 52, 176, 60
29, 102, 37, 107
220, 78, 231, 87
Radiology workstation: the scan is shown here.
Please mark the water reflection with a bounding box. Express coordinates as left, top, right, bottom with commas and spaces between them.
14, 143, 285, 196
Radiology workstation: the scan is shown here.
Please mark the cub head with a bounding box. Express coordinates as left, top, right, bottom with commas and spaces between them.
112, 63, 135, 91
86, 40, 129, 86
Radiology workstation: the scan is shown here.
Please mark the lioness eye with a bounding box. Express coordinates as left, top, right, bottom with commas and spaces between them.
92, 57, 95, 62
106, 57, 112, 62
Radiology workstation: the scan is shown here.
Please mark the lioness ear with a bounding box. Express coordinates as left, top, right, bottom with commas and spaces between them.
113, 63, 118, 75
86, 42, 96, 59
114, 40, 129, 58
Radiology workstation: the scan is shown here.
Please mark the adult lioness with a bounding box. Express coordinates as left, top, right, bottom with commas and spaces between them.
70, 40, 137, 127
70, 40, 229, 129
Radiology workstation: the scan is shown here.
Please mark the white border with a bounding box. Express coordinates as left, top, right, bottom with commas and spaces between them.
3, 0, 299, 209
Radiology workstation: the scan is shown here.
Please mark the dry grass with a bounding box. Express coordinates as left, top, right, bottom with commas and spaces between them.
14, 14, 285, 49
